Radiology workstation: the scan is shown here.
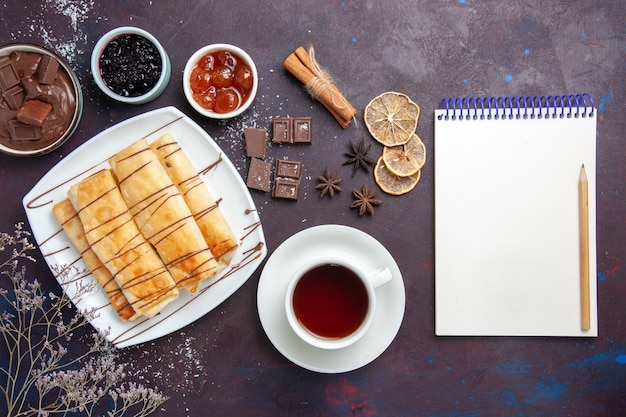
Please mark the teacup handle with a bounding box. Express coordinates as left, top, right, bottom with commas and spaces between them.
366, 267, 393, 288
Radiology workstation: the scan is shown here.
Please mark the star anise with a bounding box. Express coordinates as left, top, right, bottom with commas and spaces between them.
343, 137, 375, 177
316, 167, 343, 198
350, 184, 382, 216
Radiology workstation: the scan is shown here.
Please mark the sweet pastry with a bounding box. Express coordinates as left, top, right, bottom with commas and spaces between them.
68, 169, 179, 318
52, 198, 139, 321
150, 133, 238, 266
109, 139, 219, 292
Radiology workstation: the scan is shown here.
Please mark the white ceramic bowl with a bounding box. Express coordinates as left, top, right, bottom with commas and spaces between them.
91, 26, 171, 104
0, 43, 83, 156
183, 43, 258, 119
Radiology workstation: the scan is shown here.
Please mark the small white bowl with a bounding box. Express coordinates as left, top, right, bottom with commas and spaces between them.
0, 43, 83, 157
183, 43, 258, 119
91, 26, 171, 104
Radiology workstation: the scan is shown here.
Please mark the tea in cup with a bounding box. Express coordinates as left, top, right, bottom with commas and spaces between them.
285, 257, 392, 349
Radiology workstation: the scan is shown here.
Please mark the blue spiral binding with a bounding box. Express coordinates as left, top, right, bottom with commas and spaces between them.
437, 93, 595, 121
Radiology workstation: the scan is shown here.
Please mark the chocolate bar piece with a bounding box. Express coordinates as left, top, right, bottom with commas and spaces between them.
8, 119, 41, 142
2, 85, 24, 110
37, 55, 60, 85
272, 178, 300, 200
272, 118, 292, 143
0, 56, 20, 92
272, 117, 312, 144
246, 157, 272, 192
275, 159, 302, 180
244, 127, 266, 158
292, 117, 312, 143
17, 99, 52, 126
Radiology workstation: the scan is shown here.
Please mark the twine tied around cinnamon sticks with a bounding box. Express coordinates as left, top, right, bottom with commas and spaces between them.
283, 45, 357, 128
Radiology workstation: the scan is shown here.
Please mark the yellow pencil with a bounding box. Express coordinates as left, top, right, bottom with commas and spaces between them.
579, 164, 590, 330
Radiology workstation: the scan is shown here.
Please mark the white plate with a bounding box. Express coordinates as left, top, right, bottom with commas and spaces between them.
257, 224, 405, 373
23, 106, 266, 348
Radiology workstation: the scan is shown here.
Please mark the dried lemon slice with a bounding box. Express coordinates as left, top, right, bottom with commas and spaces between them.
382, 133, 426, 177
364, 92, 420, 146
374, 156, 421, 195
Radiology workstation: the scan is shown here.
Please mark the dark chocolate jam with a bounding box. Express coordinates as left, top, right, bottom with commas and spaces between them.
0, 51, 76, 152
98, 34, 162, 97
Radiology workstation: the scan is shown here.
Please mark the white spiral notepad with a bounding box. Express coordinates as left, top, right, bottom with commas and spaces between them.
434, 94, 597, 337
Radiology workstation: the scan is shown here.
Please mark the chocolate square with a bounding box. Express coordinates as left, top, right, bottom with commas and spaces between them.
17, 99, 52, 126
244, 127, 267, 158
275, 159, 302, 180
37, 55, 60, 85
2, 85, 24, 110
8, 120, 41, 142
272, 178, 300, 200
272, 118, 292, 143
292, 117, 312, 143
246, 157, 272, 192
0, 56, 20, 92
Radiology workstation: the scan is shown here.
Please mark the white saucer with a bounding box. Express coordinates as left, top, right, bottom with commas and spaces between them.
257, 224, 405, 373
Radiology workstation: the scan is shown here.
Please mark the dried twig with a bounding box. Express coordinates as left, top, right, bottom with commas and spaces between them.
0, 223, 167, 417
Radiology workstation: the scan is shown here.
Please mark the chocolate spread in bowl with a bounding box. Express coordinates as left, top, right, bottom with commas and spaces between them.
0, 50, 77, 153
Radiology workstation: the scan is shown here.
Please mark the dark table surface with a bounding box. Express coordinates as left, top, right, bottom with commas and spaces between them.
1, 1, 624, 416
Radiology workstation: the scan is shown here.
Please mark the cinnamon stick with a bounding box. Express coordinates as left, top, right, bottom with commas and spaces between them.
294, 47, 358, 124
284, 54, 348, 127
283, 46, 356, 128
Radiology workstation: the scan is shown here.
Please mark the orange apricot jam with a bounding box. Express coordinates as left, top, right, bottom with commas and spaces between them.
189, 50, 254, 114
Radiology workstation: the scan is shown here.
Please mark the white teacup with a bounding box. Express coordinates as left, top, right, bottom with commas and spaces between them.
285, 256, 392, 350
